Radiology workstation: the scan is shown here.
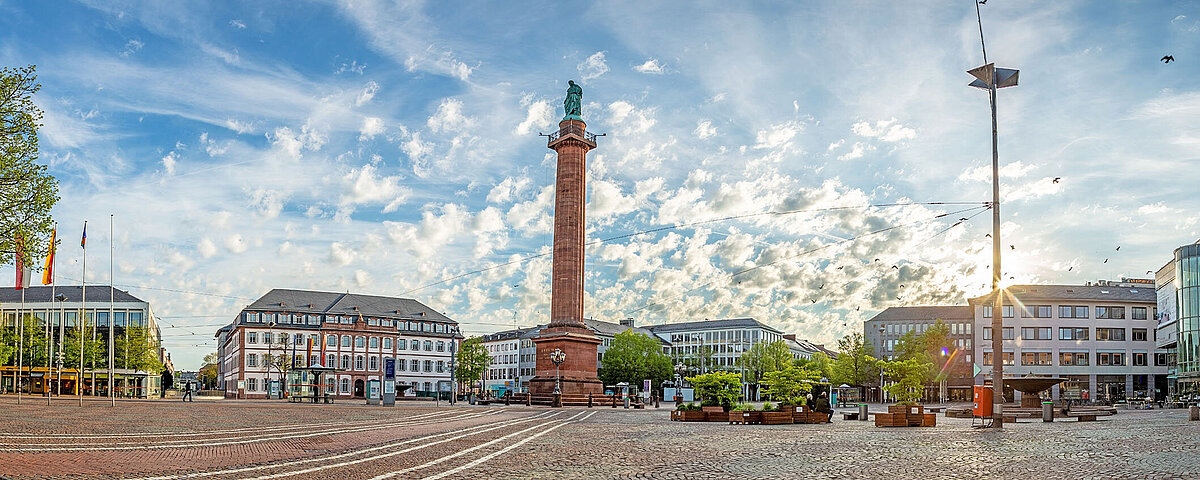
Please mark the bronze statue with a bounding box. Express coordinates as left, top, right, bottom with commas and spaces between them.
564, 80, 582, 119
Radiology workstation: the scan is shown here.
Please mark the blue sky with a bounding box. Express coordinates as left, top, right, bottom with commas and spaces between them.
3, 1, 1199, 369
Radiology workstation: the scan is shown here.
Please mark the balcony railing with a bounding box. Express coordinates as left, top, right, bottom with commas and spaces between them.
547, 124, 597, 144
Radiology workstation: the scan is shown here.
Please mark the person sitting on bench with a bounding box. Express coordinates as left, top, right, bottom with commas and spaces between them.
814, 392, 834, 423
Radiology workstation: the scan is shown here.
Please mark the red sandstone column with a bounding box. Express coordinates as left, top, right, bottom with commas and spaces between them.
548, 119, 593, 328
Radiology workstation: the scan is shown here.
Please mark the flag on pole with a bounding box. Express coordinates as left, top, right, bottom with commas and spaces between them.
80, 222, 87, 248
42, 228, 56, 285
15, 235, 31, 290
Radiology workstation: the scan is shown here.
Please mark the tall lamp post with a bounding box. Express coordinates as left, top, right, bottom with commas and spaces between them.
674, 363, 688, 405
549, 348, 566, 407
967, 7, 1019, 426
878, 326, 886, 403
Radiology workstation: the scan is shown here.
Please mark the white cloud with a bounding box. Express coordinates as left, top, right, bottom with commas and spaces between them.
359, 116, 385, 140
197, 238, 217, 258
753, 121, 803, 149
633, 58, 665, 74
161, 151, 178, 175
851, 118, 916, 142
427, 98, 473, 133
837, 142, 873, 161
335, 60, 366, 75
609, 101, 657, 136
356, 80, 380, 106
693, 120, 716, 139
577, 51, 609, 83
121, 39, 144, 57
229, 19, 246, 29
224, 234, 248, 254
340, 163, 411, 213
330, 242, 356, 266
224, 119, 256, 134
487, 176, 532, 204
515, 98, 553, 136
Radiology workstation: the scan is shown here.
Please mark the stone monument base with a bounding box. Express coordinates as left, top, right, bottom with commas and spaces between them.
528, 326, 603, 396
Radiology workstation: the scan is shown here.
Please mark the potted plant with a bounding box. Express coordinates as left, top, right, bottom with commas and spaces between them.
685, 372, 742, 421
760, 401, 793, 425
729, 402, 762, 424
673, 402, 706, 422
877, 358, 936, 427
761, 365, 823, 423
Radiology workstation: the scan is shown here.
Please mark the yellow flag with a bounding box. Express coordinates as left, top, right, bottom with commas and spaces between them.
42, 228, 55, 285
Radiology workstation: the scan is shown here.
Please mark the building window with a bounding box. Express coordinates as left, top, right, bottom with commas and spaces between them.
1059, 306, 1088, 318
424, 340, 433, 351
1060, 351, 1090, 366
982, 327, 1014, 340
369, 337, 379, 349
423, 381, 432, 392
341, 378, 350, 393
982, 306, 1014, 318
248, 378, 258, 391
1097, 328, 1126, 341
436, 361, 445, 373
248, 332, 258, 344
247, 353, 258, 367
424, 360, 432, 372
437, 341, 445, 352
327, 335, 337, 347
294, 334, 303, 345
342, 336, 351, 348
411, 340, 420, 350
1098, 352, 1126, 366
355, 355, 365, 370
1132, 328, 1147, 342
383, 338, 393, 350
1021, 327, 1051, 340
1132, 307, 1148, 320
982, 351, 1014, 366
397, 358, 407, 371
263, 332, 273, 344
326, 354, 335, 367
1033, 305, 1053, 318
355, 337, 366, 348
1060, 327, 1089, 341
340, 355, 350, 370
1021, 352, 1052, 366
1096, 306, 1126, 319
263, 353, 273, 367
397, 338, 407, 350
369, 356, 379, 371
411, 359, 420, 372
1133, 352, 1147, 366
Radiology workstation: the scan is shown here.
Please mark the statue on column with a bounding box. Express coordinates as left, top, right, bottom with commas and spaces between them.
563, 80, 582, 120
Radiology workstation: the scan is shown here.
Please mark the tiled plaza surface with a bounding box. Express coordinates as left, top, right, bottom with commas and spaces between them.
0, 396, 1197, 479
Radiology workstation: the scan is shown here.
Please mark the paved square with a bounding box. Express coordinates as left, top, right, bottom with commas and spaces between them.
0, 397, 1196, 479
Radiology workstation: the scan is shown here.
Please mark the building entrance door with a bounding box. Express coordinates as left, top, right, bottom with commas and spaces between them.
354, 379, 365, 398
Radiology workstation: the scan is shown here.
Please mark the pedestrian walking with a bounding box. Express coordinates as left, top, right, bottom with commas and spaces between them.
182, 381, 193, 402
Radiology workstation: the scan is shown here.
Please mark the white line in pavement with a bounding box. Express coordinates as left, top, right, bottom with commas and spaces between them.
420, 411, 597, 480
127, 411, 552, 480
369, 411, 593, 480
0, 410, 500, 452
0, 410, 452, 442
243, 411, 565, 480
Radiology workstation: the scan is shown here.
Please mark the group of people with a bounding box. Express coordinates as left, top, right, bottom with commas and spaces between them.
808, 391, 834, 422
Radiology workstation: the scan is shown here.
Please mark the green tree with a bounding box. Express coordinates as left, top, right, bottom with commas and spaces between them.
61, 321, 105, 371
16, 315, 49, 367
881, 357, 932, 404
831, 332, 879, 399
1, 65, 59, 267
455, 337, 490, 392
808, 352, 834, 382
760, 364, 822, 405
598, 330, 671, 390
736, 339, 794, 385
121, 326, 162, 372
685, 371, 741, 409
199, 352, 219, 389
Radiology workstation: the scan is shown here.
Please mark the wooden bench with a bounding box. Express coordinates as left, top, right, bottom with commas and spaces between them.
842, 412, 860, 420
1067, 414, 1097, 422
926, 407, 945, 413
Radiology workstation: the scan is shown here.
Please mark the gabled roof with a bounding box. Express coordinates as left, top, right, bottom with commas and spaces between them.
966, 284, 1156, 305
645, 317, 782, 334
244, 289, 454, 323
0, 285, 145, 303
867, 306, 973, 323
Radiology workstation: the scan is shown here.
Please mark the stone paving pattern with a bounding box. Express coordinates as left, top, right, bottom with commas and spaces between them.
0, 396, 1197, 479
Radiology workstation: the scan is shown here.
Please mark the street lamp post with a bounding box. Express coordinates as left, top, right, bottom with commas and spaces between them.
674, 363, 687, 406
878, 326, 886, 403
967, 11, 1019, 426
550, 348, 566, 407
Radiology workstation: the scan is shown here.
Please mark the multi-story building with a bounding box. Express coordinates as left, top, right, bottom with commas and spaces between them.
967, 280, 1166, 403
215, 289, 459, 399
648, 317, 788, 371
864, 306, 976, 402
0, 285, 165, 397
1167, 242, 1200, 400
1156, 259, 1179, 401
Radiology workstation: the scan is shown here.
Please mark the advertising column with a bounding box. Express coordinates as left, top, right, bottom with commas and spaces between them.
383, 358, 396, 406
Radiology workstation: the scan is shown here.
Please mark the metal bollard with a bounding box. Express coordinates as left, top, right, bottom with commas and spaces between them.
1190, 405, 1199, 422
859, 403, 868, 421
1043, 401, 1054, 422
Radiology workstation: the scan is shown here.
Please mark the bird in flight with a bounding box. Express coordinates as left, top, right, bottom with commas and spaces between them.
837, 265, 844, 270
1146, 270, 1154, 274
1103, 258, 1109, 264
1010, 245, 1015, 250
1052, 177, 1061, 184
819, 283, 825, 289
985, 233, 992, 238
891, 265, 899, 270
1068, 267, 1074, 272
810, 299, 817, 304
1162, 55, 1175, 63
978, 0, 986, 4
1115, 246, 1121, 251
855, 306, 860, 311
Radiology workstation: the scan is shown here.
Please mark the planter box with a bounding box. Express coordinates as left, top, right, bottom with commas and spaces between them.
921, 413, 936, 427
874, 413, 906, 427
762, 411, 793, 425
731, 411, 762, 424
678, 410, 706, 422
671, 410, 681, 421
888, 404, 924, 416
701, 406, 728, 422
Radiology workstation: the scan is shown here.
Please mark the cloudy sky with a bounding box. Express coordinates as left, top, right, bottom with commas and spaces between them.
3, 1, 1198, 369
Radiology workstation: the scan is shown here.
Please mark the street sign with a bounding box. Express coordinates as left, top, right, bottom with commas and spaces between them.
973, 363, 983, 377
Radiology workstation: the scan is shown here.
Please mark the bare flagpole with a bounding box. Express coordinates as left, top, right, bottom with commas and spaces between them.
48, 223, 56, 406
79, 221, 86, 407
109, 214, 114, 407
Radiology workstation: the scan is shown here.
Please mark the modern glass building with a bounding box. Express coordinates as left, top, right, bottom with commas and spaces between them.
1174, 243, 1200, 398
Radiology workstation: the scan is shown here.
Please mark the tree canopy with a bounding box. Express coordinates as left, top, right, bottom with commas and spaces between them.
455, 337, 490, 390
736, 339, 793, 384
598, 330, 671, 389
685, 371, 741, 409
881, 357, 931, 404
761, 364, 822, 405
1, 65, 59, 267
831, 332, 879, 390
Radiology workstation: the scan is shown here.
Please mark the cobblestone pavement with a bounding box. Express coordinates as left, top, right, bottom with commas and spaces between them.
0, 396, 1197, 479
